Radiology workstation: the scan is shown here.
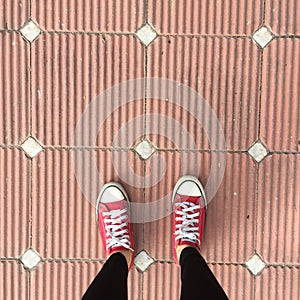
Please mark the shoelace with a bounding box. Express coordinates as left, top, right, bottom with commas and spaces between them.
175, 201, 201, 244
102, 208, 133, 251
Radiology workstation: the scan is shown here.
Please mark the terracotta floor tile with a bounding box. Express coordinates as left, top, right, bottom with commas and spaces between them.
260, 39, 300, 152
143, 263, 181, 300
148, 0, 263, 35
256, 154, 300, 264
147, 37, 260, 150
143, 262, 254, 300
143, 151, 211, 260
31, 34, 145, 147
0, 260, 28, 300
31, 0, 145, 32
0, 33, 30, 145
143, 152, 256, 263
0, 1, 30, 30
0, 149, 30, 258
265, 1, 300, 35
30, 261, 142, 300
255, 267, 300, 300
209, 264, 254, 299
31, 149, 144, 259
145, 99, 210, 150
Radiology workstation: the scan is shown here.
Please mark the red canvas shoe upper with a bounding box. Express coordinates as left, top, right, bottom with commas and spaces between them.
96, 184, 134, 269
172, 177, 207, 264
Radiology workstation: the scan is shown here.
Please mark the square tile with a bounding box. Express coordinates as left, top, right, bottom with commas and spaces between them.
256, 154, 300, 264
265, 1, 300, 35
31, 34, 145, 147
31, 0, 145, 32
0, 261, 29, 300
255, 267, 300, 300
245, 254, 266, 276
0, 33, 30, 145
0, 149, 30, 258
0, 1, 30, 29
31, 149, 144, 259
148, 0, 264, 35
20, 248, 41, 270
260, 39, 300, 151
143, 152, 256, 263
19, 19, 42, 43
147, 37, 261, 150
143, 151, 220, 260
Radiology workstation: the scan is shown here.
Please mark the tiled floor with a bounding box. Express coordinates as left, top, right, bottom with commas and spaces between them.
0, 1, 299, 299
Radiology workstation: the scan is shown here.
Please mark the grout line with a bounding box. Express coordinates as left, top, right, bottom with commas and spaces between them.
254, 160, 260, 266
29, 44, 32, 136
0, 29, 300, 39
0, 29, 18, 33
262, 0, 266, 24
145, 0, 148, 23
45, 30, 134, 36
257, 48, 264, 138
41, 258, 106, 263
153, 259, 300, 268
1, 257, 299, 268
29, 159, 33, 247
1, 144, 300, 154
28, 270, 31, 300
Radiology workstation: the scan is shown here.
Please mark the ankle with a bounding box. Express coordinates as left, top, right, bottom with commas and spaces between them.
176, 244, 200, 262
109, 249, 133, 269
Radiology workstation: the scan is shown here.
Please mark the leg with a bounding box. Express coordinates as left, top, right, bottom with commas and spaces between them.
82, 182, 134, 299
82, 252, 128, 300
172, 176, 228, 299
179, 247, 228, 300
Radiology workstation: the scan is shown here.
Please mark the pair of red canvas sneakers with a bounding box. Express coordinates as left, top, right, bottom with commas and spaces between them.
96, 176, 207, 269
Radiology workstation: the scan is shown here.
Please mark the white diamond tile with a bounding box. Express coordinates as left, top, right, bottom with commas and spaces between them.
134, 250, 155, 272
136, 23, 157, 47
248, 141, 268, 162
134, 139, 156, 160
19, 20, 41, 42
20, 136, 43, 158
252, 26, 273, 49
20, 248, 41, 270
245, 254, 266, 276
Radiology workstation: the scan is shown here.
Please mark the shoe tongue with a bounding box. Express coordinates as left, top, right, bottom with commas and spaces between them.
181, 237, 197, 243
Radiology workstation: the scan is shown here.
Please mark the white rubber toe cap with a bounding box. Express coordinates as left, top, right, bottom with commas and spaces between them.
177, 181, 202, 197
101, 186, 125, 203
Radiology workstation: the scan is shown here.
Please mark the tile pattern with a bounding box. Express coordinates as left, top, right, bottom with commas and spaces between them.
0, 1, 299, 300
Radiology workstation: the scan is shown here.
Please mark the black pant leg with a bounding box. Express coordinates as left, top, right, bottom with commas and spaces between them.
180, 247, 228, 300
82, 252, 128, 300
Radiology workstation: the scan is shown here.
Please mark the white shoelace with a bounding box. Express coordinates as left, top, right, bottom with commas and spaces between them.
175, 202, 201, 244
102, 208, 133, 251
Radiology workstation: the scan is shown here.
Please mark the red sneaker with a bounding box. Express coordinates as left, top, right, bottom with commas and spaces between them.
96, 182, 134, 269
172, 175, 207, 264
